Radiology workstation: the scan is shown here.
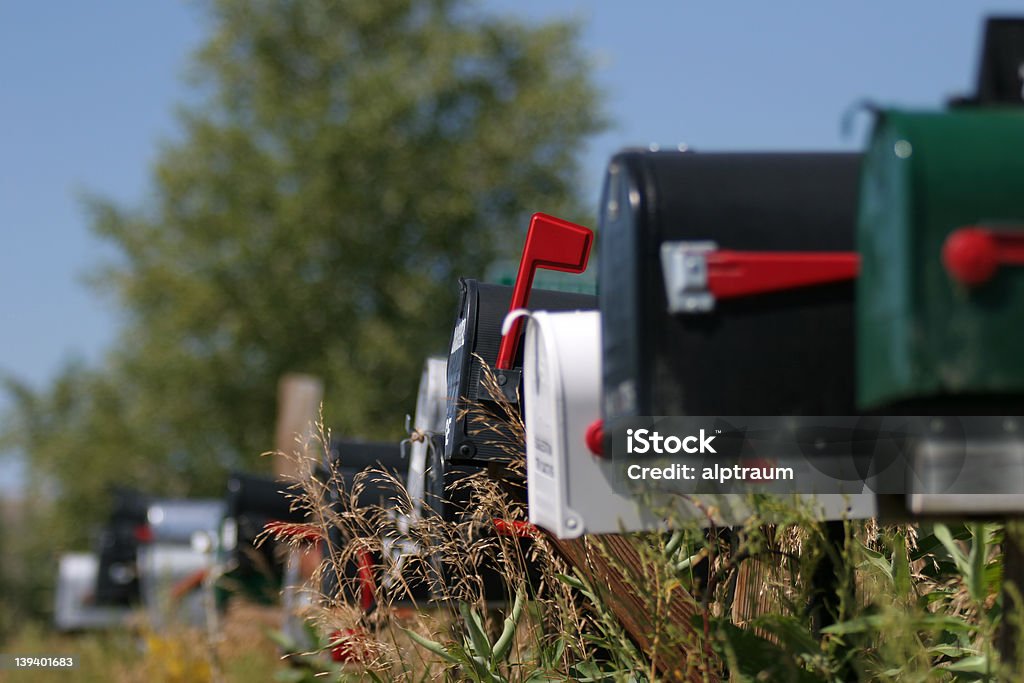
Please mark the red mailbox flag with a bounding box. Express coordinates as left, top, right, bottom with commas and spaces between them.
495, 213, 593, 370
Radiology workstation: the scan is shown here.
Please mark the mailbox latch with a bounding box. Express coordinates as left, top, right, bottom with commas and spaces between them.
942, 225, 1024, 287
661, 240, 860, 314
660, 241, 717, 313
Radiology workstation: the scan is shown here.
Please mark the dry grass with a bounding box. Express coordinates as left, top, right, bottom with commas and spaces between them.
264, 363, 906, 680
263, 363, 610, 680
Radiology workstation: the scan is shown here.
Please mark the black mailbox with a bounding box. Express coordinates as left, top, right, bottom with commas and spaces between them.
444, 278, 595, 465
222, 472, 307, 597
598, 150, 862, 444
320, 439, 429, 609
94, 488, 150, 607
962, 17, 1024, 106
327, 439, 402, 472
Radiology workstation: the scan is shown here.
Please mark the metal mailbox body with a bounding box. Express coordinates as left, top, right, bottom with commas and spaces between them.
219, 472, 306, 602
444, 278, 595, 466
524, 311, 876, 538
857, 109, 1024, 409
319, 440, 428, 606
524, 310, 663, 537
55, 553, 131, 632
94, 488, 149, 607
407, 356, 447, 520
599, 150, 862, 436
137, 498, 225, 629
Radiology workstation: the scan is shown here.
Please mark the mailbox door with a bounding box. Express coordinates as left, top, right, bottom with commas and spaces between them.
220, 473, 307, 602
56, 553, 131, 631
857, 109, 1024, 409
599, 151, 861, 440
94, 489, 149, 607
525, 310, 661, 537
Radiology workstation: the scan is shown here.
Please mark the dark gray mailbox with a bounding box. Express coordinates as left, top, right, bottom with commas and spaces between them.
444, 279, 595, 466
220, 472, 308, 601
594, 150, 881, 522
444, 213, 596, 468
94, 488, 150, 607
599, 150, 861, 430
319, 439, 427, 610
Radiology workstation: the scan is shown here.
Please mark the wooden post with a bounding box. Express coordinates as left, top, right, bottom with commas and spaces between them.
547, 533, 713, 682
273, 374, 324, 481
1001, 520, 1024, 677
273, 373, 323, 647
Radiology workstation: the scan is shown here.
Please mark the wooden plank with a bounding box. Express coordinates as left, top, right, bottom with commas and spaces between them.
547, 533, 716, 682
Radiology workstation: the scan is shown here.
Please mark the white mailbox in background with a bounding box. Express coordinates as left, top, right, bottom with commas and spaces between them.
406, 356, 447, 520
520, 310, 878, 540
54, 553, 131, 632
138, 499, 225, 630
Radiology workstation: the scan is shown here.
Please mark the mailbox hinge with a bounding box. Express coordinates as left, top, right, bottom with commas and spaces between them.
661, 241, 860, 314
480, 367, 521, 404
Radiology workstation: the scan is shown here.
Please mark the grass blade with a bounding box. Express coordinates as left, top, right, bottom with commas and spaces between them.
405, 629, 460, 664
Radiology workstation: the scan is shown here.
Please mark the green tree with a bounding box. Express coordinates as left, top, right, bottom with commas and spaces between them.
2, 0, 603, 562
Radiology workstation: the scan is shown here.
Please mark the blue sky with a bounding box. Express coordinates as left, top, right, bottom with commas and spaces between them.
1, 2, 1021, 488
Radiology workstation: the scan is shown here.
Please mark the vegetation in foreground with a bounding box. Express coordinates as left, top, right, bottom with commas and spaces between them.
3, 467, 1019, 681
257, 385, 1022, 682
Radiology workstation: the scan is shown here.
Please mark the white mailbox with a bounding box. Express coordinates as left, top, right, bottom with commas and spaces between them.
521, 310, 877, 539
54, 553, 131, 632
138, 499, 224, 629
406, 356, 447, 520
523, 310, 663, 538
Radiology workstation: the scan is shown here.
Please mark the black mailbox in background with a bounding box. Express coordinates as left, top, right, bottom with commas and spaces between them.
598, 151, 862, 446
319, 439, 431, 609
957, 17, 1024, 106
94, 488, 150, 607
327, 439, 401, 472
444, 279, 595, 466
444, 213, 596, 468
221, 472, 307, 597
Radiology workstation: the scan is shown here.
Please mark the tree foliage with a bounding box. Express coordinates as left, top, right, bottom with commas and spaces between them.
3, 0, 604, 548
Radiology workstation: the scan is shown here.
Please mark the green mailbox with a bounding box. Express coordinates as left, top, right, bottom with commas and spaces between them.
857, 107, 1024, 409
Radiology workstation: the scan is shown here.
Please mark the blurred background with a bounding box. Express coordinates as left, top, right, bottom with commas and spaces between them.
0, 0, 1020, 650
